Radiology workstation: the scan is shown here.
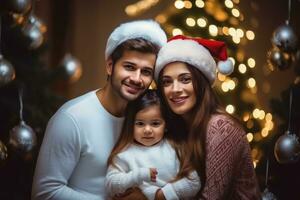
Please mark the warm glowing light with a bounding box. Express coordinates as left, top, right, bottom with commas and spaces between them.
228, 27, 236, 36
218, 73, 226, 81
228, 80, 236, 90
247, 58, 256, 68
228, 57, 236, 66
174, 0, 185, 9
247, 78, 256, 88
226, 104, 235, 114
236, 28, 244, 38
246, 30, 255, 40
261, 128, 269, 137
197, 18, 207, 27
186, 17, 196, 26
125, 5, 138, 16
243, 112, 250, 121
259, 110, 266, 120
238, 64, 247, 74
195, 0, 205, 8
172, 28, 183, 36
265, 121, 274, 130
225, 0, 234, 8
221, 82, 230, 92
184, 0, 192, 8
222, 26, 229, 35
232, 36, 240, 44
231, 8, 240, 17
209, 25, 218, 36
253, 108, 260, 119
265, 113, 273, 121
247, 133, 253, 142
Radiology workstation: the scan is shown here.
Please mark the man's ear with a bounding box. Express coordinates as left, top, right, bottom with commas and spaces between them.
106, 57, 113, 76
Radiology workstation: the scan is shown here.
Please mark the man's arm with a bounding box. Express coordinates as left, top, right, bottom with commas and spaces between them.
32, 111, 95, 200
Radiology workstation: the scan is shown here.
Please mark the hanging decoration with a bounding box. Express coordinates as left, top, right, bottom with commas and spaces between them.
8, 88, 37, 154
0, 16, 16, 86
267, 0, 299, 71
261, 158, 278, 200
59, 53, 82, 83
274, 89, 300, 164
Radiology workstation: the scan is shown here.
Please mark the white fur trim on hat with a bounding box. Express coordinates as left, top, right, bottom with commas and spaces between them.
155, 39, 217, 84
105, 20, 167, 60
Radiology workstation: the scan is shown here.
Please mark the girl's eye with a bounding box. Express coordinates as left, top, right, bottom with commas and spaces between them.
135, 121, 144, 126
151, 120, 162, 127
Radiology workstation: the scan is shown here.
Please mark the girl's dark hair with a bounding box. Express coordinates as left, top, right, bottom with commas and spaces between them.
107, 89, 166, 167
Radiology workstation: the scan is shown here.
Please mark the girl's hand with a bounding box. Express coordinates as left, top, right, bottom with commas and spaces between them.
150, 168, 158, 182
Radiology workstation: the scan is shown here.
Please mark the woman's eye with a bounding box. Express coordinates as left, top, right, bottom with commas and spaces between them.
162, 79, 172, 87
180, 76, 192, 83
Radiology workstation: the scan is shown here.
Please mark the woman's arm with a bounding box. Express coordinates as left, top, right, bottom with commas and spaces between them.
200, 115, 260, 199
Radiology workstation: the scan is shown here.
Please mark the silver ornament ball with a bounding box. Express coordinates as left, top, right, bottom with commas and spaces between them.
22, 22, 44, 49
267, 48, 292, 71
6, 0, 32, 14
272, 23, 299, 53
28, 14, 47, 33
262, 188, 278, 200
60, 54, 82, 83
0, 55, 16, 86
9, 121, 37, 153
0, 140, 8, 163
274, 131, 300, 164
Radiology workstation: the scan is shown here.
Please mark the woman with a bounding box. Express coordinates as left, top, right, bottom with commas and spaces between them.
154, 35, 261, 199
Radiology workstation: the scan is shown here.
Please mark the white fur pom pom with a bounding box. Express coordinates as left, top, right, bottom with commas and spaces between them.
218, 59, 234, 75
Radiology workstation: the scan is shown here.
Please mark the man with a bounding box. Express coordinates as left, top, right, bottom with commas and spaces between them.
31, 20, 167, 200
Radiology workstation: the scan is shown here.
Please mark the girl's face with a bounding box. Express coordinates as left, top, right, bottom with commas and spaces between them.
161, 62, 196, 116
134, 105, 165, 146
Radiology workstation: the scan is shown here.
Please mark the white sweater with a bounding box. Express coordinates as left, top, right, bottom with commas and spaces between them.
32, 90, 124, 200
105, 139, 201, 200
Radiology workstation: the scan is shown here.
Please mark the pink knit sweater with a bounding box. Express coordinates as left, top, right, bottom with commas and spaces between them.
199, 115, 261, 200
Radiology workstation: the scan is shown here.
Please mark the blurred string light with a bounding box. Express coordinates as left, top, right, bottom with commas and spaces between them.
247, 132, 254, 142
195, 0, 205, 8
208, 24, 218, 36
186, 17, 196, 26
197, 18, 207, 27
246, 30, 255, 40
247, 58, 256, 68
174, 0, 185, 9
247, 77, 256, 88
224, 0, 234, 8
226, 104, 235, 114
125, 0, 160, 16
238, 63, 247, 73
172, 28, 183, 36
184, 0, 193, 9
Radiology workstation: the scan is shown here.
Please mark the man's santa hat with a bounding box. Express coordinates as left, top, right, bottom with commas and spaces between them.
154, 35, 234, 84
105, 20, 167, 60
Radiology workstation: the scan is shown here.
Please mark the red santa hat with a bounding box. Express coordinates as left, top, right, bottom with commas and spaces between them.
154, 35, 234, 84
105, 20, 167, 60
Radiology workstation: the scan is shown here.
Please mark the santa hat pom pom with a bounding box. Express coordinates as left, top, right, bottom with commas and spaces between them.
218, 59, 234, 75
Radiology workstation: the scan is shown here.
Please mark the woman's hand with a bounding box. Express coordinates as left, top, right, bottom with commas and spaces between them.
150, 168, 158, 182
155, 189, 166, 200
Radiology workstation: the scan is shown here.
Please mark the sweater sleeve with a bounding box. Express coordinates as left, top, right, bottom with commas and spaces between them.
31, 111, 98, 200
105, 155, 151, 196
161, 170, 201, 200
199, 115, 261, 200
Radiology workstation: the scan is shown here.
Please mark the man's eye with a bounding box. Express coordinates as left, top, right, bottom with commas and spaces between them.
124, 65, 134, 70
141, 69, 153, 76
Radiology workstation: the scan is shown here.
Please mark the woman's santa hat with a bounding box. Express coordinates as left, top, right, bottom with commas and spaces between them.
105, 20, 167, 60
154, 35, 234, 84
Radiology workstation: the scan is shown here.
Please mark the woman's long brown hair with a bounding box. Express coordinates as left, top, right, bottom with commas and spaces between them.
157, 63, 224, 187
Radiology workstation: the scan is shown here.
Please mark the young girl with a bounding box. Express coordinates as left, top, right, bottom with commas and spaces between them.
105, 89, 201, 200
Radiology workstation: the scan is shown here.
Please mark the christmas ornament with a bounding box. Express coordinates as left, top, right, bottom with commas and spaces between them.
274, 131, 300, 164
5, 0, 32, 14
22, 21, 43, 49
272, 22, 299, 53
262, 188, 278, 200
267, 48, 292, 70
60, 53, 82, 83
28, 14, 47, 33
8, 88, 37, 153
218, 59, 234, 75
274, 89, 300, 164
0, 140, 8, 163
0, 55, 16, 86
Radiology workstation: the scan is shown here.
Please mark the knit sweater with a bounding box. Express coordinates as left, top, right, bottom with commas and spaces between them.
106, 139, 201, 200
199, 114, 261, 200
